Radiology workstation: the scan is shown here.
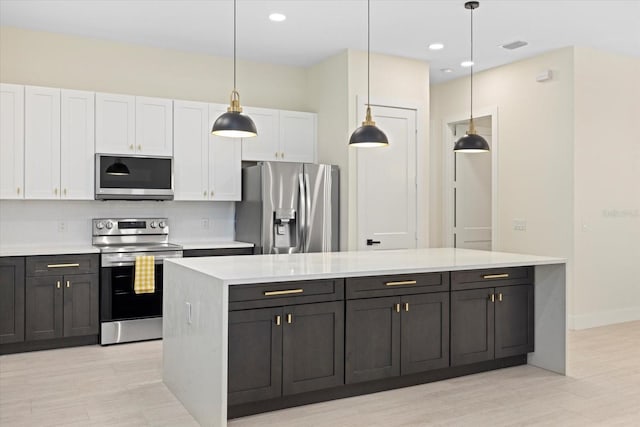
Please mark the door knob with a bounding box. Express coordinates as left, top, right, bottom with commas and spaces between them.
366, 239, 381, 246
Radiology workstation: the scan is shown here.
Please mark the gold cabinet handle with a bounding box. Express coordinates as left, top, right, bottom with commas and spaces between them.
203, 190, 207, 197
275, 152, 279, 159
130, 144, 134, 151
47, 263, 80, 268
56, 281, 61, 289
66, 280, 71, 288
385, 280, 417, 287
286, 313, 293, 324
483, 273, 509, 279
137, 145, 142, 151
404, 302, 409, 312
210, 190, 214, 197
17, 187, 21, 195
281, 152, 284, 159
489, 294, 495, 303
395, 303, 401, 313
63, 188, 67, 196
54, 188, 58, 195
264, 289, 303, 296
275, 315, 281, 326
498, 293, 503, 302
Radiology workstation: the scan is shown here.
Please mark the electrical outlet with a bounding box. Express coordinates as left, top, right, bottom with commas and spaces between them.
201, 218, 210, 229
513, 219, 527, 232
57, 221, 66, 232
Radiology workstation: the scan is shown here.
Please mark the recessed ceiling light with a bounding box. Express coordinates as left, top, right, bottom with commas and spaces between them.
429, 43, 444, 50
441, 68, 453, 73
269, 13, 286, 22
460, 61, 474, 67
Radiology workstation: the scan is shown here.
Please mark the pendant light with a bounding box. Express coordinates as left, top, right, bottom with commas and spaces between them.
349, 0, 388, 147
105, 158, 130, 176
211, 0, 257, 138
454, 1, 490, 153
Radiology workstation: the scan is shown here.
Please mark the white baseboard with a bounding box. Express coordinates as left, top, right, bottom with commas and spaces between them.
569, 306, 640, 330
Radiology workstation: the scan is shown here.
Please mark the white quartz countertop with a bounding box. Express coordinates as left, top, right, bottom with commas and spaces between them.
172, 241, 254, 250
0, 245, 100, 257
165, 248, 566, 285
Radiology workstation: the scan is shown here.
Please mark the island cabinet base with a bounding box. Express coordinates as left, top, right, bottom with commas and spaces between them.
228, 354, 526, 419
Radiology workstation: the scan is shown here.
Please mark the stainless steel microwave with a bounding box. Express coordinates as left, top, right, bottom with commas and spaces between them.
95, 154, 174, 200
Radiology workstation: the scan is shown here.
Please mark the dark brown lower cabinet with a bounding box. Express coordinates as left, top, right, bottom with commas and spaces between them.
451, 284, 533, 366
228, 301, 344, 405
0, 257, 25, 344
345, 292, 450, 384
25, 274, 99, 341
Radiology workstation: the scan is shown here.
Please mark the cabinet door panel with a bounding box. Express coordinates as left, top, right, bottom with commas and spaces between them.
228, 307, 282, 405
63, 274, 99, 337
135, 96, 173, 156
495, 285, 534, 358
240, 107, 279, 161
173, 100, 209, 200
401, 292, 449, 375
26, 276, 63, 341
60, 90, 94, 200
283, 301, 344, 395
346, 296, 400, 384
0, 257, 25, 344
209, 104, 241, 201
451, 288, 494, 366
95, 93, 135, 154
24, 86, 61, 199
279, 111, 316, 163
0, 83, 25, 199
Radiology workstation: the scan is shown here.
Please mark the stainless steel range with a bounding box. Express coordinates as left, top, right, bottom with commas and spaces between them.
93, 218, 183, 345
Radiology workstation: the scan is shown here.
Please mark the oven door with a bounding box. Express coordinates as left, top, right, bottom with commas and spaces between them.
100, 250, 181, 344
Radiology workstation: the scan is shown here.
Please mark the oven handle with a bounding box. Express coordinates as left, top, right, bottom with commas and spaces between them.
100, 251, 183, 268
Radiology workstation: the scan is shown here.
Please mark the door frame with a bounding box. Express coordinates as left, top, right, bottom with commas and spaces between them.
442, 106, 499, 249
352, 95, 426, 250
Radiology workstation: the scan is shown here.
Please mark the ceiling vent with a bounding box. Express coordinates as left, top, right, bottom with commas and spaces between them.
500, 40, 528, 50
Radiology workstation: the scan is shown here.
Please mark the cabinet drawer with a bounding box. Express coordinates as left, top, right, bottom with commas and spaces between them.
345, 272, 449, 300
451, 266, 533, 291
26, 254, 99, 277
229, 279, 344, 310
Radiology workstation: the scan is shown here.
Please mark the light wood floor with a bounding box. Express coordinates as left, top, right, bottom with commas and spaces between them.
1, 321, 639, 426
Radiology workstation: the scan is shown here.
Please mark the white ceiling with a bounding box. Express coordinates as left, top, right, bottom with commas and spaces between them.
1, 0, 639, 84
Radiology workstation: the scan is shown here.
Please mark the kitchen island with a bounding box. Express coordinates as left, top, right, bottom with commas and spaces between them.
163, 248, 566, 427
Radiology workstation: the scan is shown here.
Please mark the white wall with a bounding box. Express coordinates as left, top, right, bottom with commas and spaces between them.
0, 200, 235, 247
572, 47, 640, 329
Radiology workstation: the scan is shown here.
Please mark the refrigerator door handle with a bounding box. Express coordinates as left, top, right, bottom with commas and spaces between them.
304, 171, 312, 252
298, 172, 306, 253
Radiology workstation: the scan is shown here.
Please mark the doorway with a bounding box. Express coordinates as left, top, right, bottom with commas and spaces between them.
443, 110, 498, 250
356, 103, 418, 251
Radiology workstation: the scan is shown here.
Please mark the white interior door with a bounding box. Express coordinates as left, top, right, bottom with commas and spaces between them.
357, 104, 417, 250
454, 123, 492, 250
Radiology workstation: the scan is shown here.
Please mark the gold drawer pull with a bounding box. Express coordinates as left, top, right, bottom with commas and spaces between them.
395, 303, 401, 313
286, 313, 293, 324
275, 315, 281, 326
66, 281, 71, 288
264, 289, 304, 296
404, 302, 409, 312
385, 280, 417, 287
490, 293, 495, 303
47, 263, 80, 268
498, 293, 503, 302
56, 281, 61, 289
483, 273, 509, 279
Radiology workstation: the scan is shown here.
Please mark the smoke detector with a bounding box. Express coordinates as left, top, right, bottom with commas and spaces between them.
500, 40, 528, 50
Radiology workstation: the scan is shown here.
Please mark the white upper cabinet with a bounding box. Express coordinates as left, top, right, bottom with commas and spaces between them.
279, 110, 317, 163
60, 90, 95, 200
95, 93, 135, 155
135, 96, 173, 156
0, 83, 25, 199
24, 86, 61, 200
173, 101, 241, 201
173, 100, 210, 201
241, 108, 316, 163
209, 104, 241, 201
240, 107, 280, 162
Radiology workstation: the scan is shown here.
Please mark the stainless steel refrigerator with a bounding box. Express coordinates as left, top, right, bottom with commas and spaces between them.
236, 162, 339, 254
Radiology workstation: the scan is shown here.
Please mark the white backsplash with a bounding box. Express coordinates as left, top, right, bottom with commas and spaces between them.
0, 200, 235, 247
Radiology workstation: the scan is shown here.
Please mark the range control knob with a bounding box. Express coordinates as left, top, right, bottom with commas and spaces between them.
158, 221, 166, 228
96, 221, 104, 230
105, 221, 114, 230
150, 221, 157, 228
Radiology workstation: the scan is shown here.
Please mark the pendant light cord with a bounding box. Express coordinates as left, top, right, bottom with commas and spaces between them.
233, 0, 237, 91
367, 0, 370, 108
470, 4, 474, 121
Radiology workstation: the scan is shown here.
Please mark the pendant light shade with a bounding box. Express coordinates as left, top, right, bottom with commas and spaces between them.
454, 1, 490, 153
212, 0, 257, 138
349, 0, 388, 147
105, 159, 130, 176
